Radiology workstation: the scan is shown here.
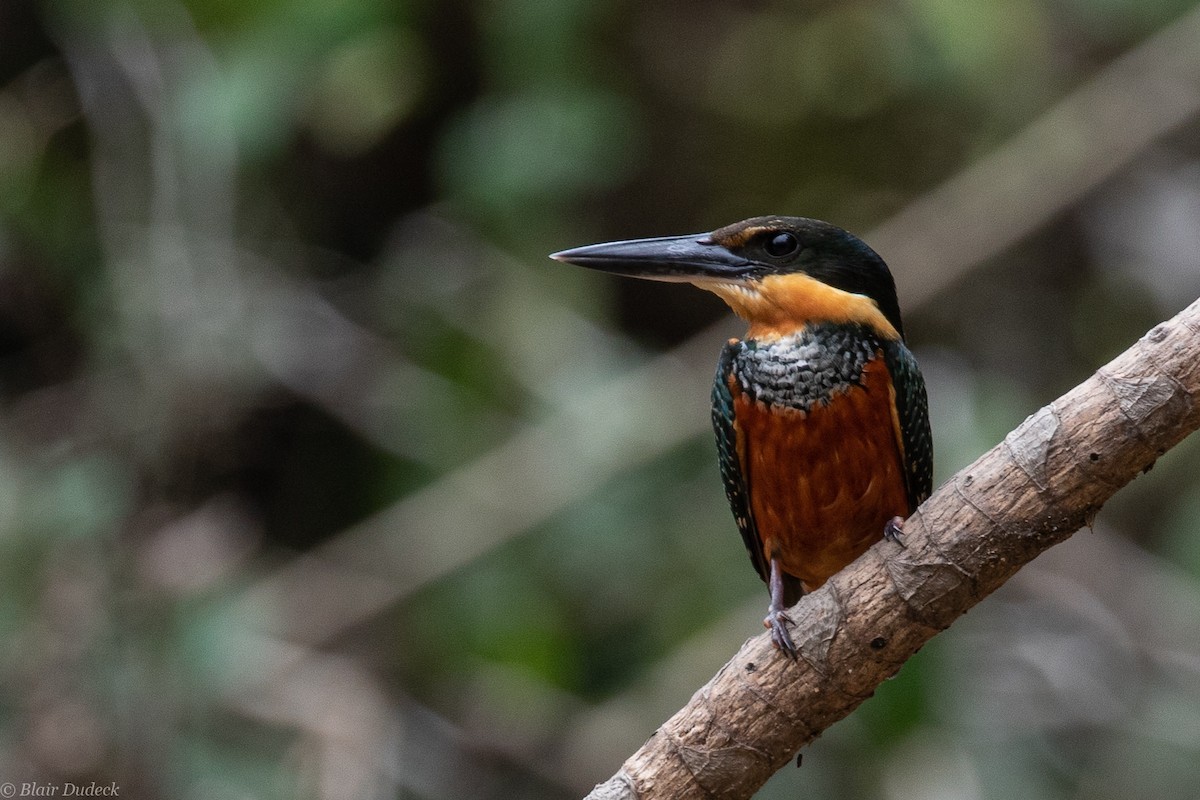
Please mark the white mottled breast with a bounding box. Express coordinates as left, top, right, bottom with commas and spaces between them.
731, 324, 880, 412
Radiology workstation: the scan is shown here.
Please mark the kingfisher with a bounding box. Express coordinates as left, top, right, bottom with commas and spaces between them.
552, 216, 932, 658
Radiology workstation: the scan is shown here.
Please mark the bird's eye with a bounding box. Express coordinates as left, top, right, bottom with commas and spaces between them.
765, 232, 799, 258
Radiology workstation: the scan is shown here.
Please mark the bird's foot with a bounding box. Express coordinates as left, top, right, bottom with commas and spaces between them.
764, 608, 798, 660
883, 515, 906, 546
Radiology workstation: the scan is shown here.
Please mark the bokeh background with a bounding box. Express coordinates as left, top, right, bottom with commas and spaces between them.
4, 0, 1200, 797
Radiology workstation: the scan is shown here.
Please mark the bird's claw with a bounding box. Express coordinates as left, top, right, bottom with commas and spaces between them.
764, 609, 798, 660
883, 515, 906, 546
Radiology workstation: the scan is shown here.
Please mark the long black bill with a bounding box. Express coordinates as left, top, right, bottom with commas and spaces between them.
550, 232, 753, 282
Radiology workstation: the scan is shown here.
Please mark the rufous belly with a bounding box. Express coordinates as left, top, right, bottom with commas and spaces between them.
732, 357, 908, 590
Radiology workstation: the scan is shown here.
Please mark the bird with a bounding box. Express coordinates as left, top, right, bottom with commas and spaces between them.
551, 216, 932, 658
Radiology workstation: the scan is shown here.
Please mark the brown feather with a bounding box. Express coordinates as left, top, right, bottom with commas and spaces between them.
732, 356, 909, 591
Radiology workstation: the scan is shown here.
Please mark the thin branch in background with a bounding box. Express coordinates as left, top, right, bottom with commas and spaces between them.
875, 3, 1200, 306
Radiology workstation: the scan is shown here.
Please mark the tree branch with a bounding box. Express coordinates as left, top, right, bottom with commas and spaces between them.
585, 297, 1200, 800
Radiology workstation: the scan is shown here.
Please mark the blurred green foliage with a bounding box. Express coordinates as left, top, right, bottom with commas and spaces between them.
3, 0, 1200, 798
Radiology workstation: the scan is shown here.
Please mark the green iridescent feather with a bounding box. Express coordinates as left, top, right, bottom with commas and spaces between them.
711, 339, 768, 584
881, 339, 933, 510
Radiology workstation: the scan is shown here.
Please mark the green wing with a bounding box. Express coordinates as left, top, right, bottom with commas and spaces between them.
881, 339, 934, 510
711, 340, 768, 583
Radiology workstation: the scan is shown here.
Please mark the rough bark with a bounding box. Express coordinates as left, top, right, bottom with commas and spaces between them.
586, 297, 1200, 800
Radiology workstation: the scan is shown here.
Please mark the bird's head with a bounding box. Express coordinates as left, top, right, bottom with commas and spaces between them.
551, 216, 905, 341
